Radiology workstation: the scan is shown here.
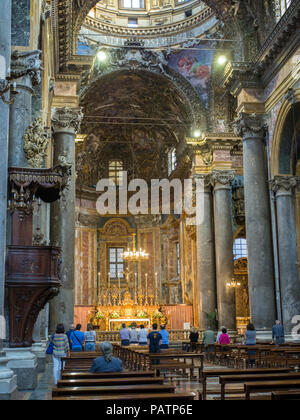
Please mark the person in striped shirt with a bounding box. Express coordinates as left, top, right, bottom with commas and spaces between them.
51, 324, 70, 385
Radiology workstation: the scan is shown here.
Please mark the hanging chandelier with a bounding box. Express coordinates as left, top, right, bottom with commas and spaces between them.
121, 233, 149, 262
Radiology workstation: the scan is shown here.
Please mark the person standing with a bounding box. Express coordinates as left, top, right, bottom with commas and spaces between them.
138, 325, 148, 346
70, 324, 85, 352
51, 324, 70, 385
147, 324, 162, 365
90, 342, 123, 373
272, 320, 285, 345
245, 323, 256, 367
66, 324, 75, 350
120, 323, 131, 346
159, 325, 169, 350
130, 324, 139, 344
216, 326, 226, 343
203, 326, 215, 361
189, 327, 199, 352
84, 323, 96, 352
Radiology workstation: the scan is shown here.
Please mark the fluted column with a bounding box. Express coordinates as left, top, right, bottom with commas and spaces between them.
195, 174, 217, 329
9, 50, 42, 167
49, 107, 83, 332
234, 114, 276, 331
211, 170, 236, 330
271, 176, 300, 333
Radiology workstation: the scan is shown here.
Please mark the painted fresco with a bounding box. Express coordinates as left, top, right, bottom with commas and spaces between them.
168, 48, 214, 108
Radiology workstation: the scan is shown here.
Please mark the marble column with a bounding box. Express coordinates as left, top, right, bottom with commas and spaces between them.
194, 174, 217, 330
49, 107, 83, 333
211, 170, 236, 330
271, 176, 300, 334
0, 0, 18, 399
9, 50, 42, 167
234, 114, 276, 332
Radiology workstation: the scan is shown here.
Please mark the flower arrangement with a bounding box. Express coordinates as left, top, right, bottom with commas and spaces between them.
110, 311, 120, 319
153, 310, 163, 319
94, 311, 106, 320
136, 310, 148, 319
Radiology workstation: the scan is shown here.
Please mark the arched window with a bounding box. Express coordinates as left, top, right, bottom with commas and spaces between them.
233, 238, 247, 260
168, 147, 177, 176
109, 160, 123, 185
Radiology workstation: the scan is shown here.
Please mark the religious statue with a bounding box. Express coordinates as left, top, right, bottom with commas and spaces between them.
23, 117, 49, 168
242, 287, 249, 318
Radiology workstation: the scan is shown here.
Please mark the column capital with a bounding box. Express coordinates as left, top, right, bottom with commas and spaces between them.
193, 173, 212, 191
51, 107, 83, 135
211, 170, 235, 188
10, 50, 42, 86
270, 175, 298, 194
233, 113, 268, 141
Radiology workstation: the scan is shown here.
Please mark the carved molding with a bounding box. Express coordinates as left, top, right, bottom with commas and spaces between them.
233, 113, 268, 140
270, 175, 298, 193
23, 117, 49, 168
11, 50, 43, 86
51, 107, 83, 134
211, 169, 235, 186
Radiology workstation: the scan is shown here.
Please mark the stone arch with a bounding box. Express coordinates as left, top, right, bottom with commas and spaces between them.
270, 88, 300, 176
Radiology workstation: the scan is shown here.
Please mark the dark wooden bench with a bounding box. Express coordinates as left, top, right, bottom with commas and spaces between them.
201, 367, 290, 400
57, 377, 164, 388
272, 390, 300, 400
245, 379, 300, 400
53, 392, 196, 401
220, 372, 300, 400
52, 384, 175, 398
61, 371, 154, 380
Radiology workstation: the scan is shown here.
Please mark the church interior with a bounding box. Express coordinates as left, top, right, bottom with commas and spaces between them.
0, 0, 300, 402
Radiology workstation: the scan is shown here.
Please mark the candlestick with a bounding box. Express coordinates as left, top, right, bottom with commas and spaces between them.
98, 272, 101, 305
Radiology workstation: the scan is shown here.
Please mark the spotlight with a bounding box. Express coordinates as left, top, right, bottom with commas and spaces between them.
217, 55, 227, 66
97, 50, 107, 62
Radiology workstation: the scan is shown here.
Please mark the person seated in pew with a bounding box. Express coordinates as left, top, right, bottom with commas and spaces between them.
160, 325, 169, 350
147, 323, 162, 365
272, 320, 285, 346
138, 325, 148, 346
216, 326, 226, 344
218, 328, 231, 345
120, 323, 131, 346
90, 342, 123, 373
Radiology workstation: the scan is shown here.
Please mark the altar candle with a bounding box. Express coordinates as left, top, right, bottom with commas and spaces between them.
118, 272, 120, 291
145, 273, 148, 293
108, 272, 110, 289
155, 272, 158, 291
98, 272, 100, 304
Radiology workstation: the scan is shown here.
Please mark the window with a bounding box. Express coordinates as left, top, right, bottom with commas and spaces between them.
121, 0, 144, 8
176, 242, 180, 275
109, 248, 124, 279
233, 238, 247, 260
168, 148, 177, 176
280, 0, 292, 16
128, 18, 138, 27
109, 160, 123, 185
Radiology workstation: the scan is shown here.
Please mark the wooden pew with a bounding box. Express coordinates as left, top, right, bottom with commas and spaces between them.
272, 390, 300, 400
52, 384, 176, 398
245, 379, 300, 400
201, 367, 290, 400
148, 353, 203, 380
220, 372, 300, 400
53, 392, 196, 401
61, 371, 155, 380
57, 377, 165, 388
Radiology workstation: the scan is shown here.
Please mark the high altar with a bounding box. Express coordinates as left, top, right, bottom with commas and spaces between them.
89, 269, 168, 331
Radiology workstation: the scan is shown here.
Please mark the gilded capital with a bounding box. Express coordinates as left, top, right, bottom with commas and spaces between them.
270, 175, 297, 193
51, 107, 83, 134
211, 170, 235, 187
11, 50, 42, 86
233, 113, 268, 140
